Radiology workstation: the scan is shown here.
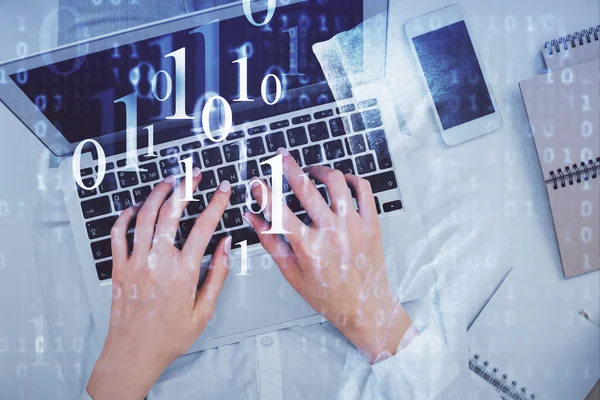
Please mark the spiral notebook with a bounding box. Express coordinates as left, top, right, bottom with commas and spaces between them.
468, 268, 600, 400
519, 30, 600, 278
543, 25, 600, 70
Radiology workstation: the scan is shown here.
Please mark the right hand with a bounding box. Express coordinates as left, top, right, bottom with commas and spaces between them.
243, 149, 412, 363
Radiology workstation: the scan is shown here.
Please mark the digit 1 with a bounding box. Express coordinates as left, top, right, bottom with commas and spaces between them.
189, 20, 220, 97
282, 26, 303, 76
72, 139, 106, 190
114, 92, 141, 171
232, 57, 253, 102
260, 155, 290, 234
28, 316, 50, 366
179, 157, 199, 202
164, 47, 193, 120
236, 240, 250, 275
143, 124, 157, 157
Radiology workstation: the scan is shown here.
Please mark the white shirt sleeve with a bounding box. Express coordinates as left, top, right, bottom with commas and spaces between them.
80, 389, 93, 400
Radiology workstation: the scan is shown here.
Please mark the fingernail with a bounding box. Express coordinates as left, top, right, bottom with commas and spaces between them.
243, 213, 255, 230
219, 180, 231, 192
223, 236, 232, 255
164, 175, 176, 184
193, 167, 201, 177
276, 147, 290, 157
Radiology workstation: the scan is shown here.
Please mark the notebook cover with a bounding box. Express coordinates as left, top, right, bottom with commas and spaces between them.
468, 268, 600, 400
519, 59, 600, 278
543, 29, 600, 70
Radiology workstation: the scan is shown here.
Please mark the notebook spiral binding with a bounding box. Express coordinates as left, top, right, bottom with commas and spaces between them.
544, 25, 600, 56
549, 157, 600, 190
469, 354, 536, 400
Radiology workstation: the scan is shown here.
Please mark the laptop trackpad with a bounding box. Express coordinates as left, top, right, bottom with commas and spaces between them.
208, 253, 317, 339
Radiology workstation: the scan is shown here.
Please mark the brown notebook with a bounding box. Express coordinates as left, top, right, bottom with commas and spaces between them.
520, 58, 599, 278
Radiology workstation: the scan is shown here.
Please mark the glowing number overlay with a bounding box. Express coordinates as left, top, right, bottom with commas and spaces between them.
243, 0, 276, 27
72, 139, 106, 190
233, 57, 282, 104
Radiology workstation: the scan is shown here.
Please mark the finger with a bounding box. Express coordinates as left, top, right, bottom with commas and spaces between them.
276, 148, 332, 224
249, 178, 304, 244
133, 176, 180, 255
194, 236, 231, 324
182, 180, 231, 266
307, 166, 354, 216
344, 174, 378, 222
153, 168, 203, 249
243, 211, 303, 289
111, 205, 139, 264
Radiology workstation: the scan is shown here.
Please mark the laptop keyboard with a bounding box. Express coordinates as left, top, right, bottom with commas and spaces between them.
77, 100, 404, 281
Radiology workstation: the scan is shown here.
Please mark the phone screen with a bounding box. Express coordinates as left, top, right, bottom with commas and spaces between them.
412, 21, 494, 130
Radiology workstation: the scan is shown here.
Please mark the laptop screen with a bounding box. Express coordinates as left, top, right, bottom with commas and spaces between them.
9, 0, 363, 145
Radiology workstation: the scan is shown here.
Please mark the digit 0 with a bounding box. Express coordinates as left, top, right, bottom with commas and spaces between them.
243, 0, 276, 26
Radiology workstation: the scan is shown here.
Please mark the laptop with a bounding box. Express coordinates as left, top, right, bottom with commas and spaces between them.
0, 0, 427, 353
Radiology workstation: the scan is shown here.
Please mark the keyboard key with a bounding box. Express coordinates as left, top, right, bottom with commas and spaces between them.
228, 130, 245, 141
228, 227, 260, 246
338, 104, 356, 114
217, 165, 239, 184
90, 238, 111, 260
223, 208, 244, 229
383, 200, 403, 212
186, 194, 206, 216
308, 122, 330, 142
259, 157, 272, 175
351, 109, 382, 132
81, 196, 111, 219
182, 141, 202, 151
96, 162, 114, 172
329, 117, 349, 137
132, 186, 152, 204
80, 167, 93, 177
292, 114, 311, 124
159, 158, 181, 178
290, 149, 303, 167
248, 125, 267, 135
179, 218, 196, 239
139, 163, 160, 183
77, 178, 97, 199
204, 138, 219, 147
269, 175, 292, 194
345, 135, 367, 155
366, 130, 393, 169
96, 260, 112, 281
223, 143, 241, 162
239, 160, 260, 181
270, 120, 289, 130
303, 145, 324, 165
364, 171, 398, 193
112, 191, 133, 211
323, 140, 345, 161
333, 159, 355, 175
206, 191, 216, 203
317, 187, 329, 204
198, 170, 217, 191
201, 147, 223, 167
355, 154, 377, 175
285, 194, 304, 213
374, 196, 381, 214
245, 137, 266, 157
116, 159, 127, 168
358, 99, 377, 109
230, 185, 248, 205
314, 109, 334, 120
160, 146, 179, 157
265, 131, 287, 152
296, 212, 312, 226
287, 127, 309, 147
98, 173, 118, 193
118, 171, 138, 188
86, 216, 118, 240
138, 154, 158, 163
180, 153, 202, 170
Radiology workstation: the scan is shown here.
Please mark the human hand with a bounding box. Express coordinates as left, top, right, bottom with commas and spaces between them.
87, 170, 232, 400
244, 149, 412, 363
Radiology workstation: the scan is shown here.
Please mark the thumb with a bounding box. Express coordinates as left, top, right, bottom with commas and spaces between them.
194, 236, 231, 323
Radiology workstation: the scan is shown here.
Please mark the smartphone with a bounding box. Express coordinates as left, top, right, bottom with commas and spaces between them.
405, 5, 502, 146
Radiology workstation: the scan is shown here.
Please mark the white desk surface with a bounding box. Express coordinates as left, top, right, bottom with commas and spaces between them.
0, 0, 598, 398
